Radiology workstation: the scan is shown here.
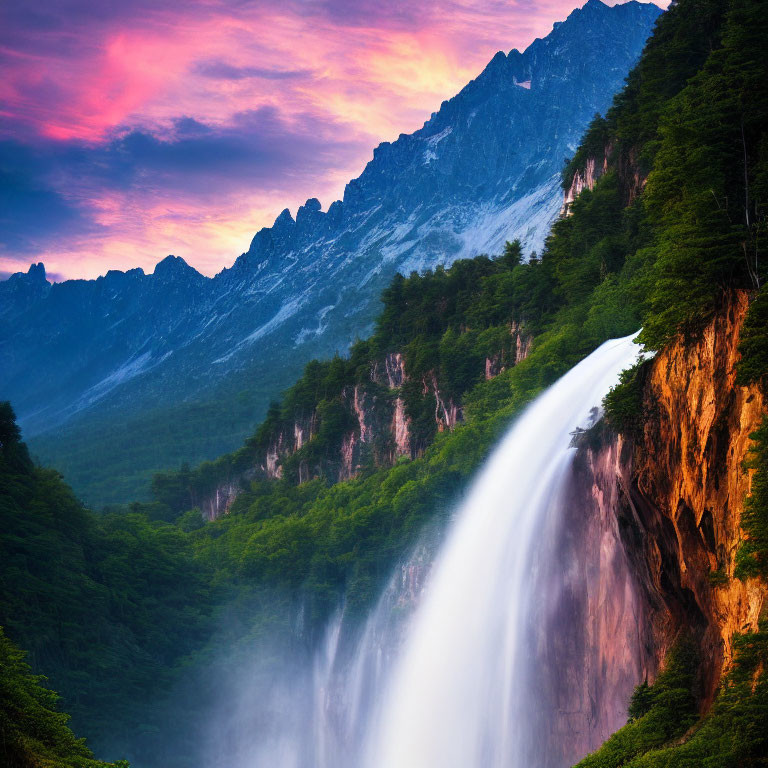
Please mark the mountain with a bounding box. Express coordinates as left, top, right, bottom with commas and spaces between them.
1, 0, 767, 763
0, 0, 662, 504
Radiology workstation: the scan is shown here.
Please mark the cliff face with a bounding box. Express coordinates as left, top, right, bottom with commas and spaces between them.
631, 292, 764, 689
575, 291, 765, 707
253, 352, 412, 487
529, 440, 658, 766
529, 292, 765, 763
196, 480, 241, 521
197, 328, 532, 518
562, 139, 646, 215
561, 146, 610, 215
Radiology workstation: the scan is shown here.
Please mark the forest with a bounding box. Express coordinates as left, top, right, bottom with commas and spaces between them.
2, 0, 767, 764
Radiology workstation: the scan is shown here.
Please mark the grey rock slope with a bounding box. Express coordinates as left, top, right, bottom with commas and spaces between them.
0, 0, 661, 503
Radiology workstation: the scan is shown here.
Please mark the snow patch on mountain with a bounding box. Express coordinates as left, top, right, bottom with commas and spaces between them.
1, 1, 664, 499
77, 351, 159, 411
427, 127, 453, 145
457, 175, 563, 257
215, 297, 305, 363
295, 304, 336, 345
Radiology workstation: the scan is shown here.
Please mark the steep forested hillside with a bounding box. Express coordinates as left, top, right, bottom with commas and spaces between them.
568, 0, 768, 762
4, 0, 660, 510
0, 401, 214, 763
1, 0, 767, 764
0, 627, 127, 768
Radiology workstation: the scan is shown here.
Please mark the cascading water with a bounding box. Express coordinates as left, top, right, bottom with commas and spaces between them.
207, 334, 647, 768
363, 333, 643, 768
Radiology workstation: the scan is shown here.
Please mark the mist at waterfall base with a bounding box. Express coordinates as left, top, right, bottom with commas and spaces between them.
201, 334, 651, 768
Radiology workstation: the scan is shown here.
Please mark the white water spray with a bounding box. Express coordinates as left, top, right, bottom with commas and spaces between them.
208, 334, 643, 768
364, 333, 641, 768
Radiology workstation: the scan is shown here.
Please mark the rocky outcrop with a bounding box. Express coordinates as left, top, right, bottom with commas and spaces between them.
198, 332, 532, 518
572, 291, 765, 709
562, 139, 647, 215
615, 146, 647, 206
196, 480, 243, 521
630, 292, 764, 692
264, 436, 285, 480
485, 322, 531, 377
288, 340, 530, 481
422, 372, 463, 432
392, 397, 411, 457
515, 322, 532, 363
562, 151, 610, 215
529, 439, 658, 765
373, 352, 407, 390
485, 355, 502, 380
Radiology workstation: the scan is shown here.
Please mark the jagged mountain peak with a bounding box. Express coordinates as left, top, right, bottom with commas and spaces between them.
299, 197, 322, 214
0, 262, 51, 323
485, 50, 508, 69
152, 254, 204, 280
6, 262, 48, 285
241, 0, 661, 257
0, 2, 662, 504
555, 0, 659, 33
273, 208, 295, 229
26, 262, 47, 282
101, 268, 146, 287
296, 198, 325, 229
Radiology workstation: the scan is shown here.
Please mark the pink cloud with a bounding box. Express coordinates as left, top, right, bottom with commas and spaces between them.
0, 0, 667, 280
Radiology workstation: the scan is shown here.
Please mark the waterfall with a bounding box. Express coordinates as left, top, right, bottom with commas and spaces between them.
363, 333, 642, 768
207, 334, 645, 768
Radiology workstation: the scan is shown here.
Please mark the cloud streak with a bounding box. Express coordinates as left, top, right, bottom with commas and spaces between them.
0, 0, 665, 280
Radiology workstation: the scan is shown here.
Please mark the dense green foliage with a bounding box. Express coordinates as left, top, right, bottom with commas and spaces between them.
734, 283, 768, 581
0, 403, 214, 761
562, 114, 611, 192
602, 358, 650, 438
737, 285, 768, 390
374, 242, 536, 448
636, 0, 767, 347
576, 639, 700, 767
734, 416, 768, 580
195, 424, 494, 620
607, 0, 726, 174
0, 627, 127, 768
562, 0, 768, 351
3, 0, 768, 763
575, 626, 768, 767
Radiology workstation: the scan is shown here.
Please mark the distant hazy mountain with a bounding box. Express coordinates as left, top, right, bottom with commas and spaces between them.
0, 0, 662, 504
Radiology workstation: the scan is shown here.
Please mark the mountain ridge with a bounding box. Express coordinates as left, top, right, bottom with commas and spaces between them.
0, 0, 662, 505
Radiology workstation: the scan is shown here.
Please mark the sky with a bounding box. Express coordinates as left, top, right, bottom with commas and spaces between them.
0, 0, 659, 281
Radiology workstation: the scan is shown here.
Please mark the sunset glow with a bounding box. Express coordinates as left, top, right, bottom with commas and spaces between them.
0, 0, 666, 280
